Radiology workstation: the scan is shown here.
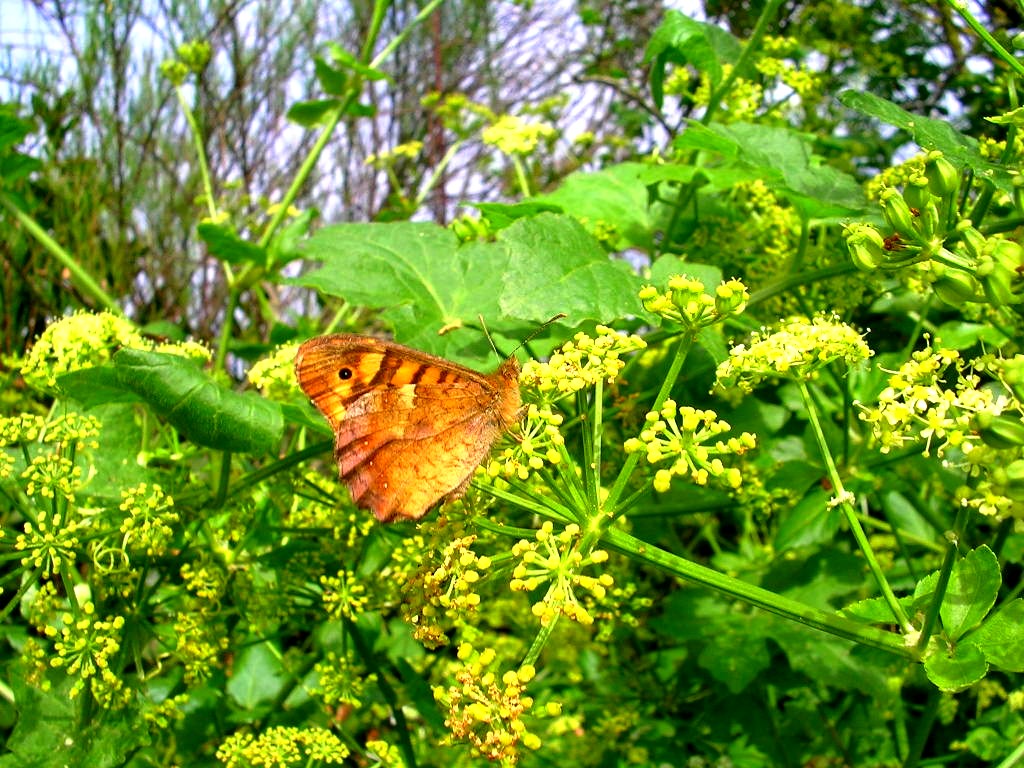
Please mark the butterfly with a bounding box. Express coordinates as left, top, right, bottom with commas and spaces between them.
295, 334, 521, 522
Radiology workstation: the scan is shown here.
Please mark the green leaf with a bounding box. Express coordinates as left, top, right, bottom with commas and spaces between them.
287, 98, 341, 127
940, 546, 1000, 641
774, 486, 841, 552
967, 599, 1024, 672
697, 621, 771, 694
838, 91, 1010, 192
0, 111, 34, 155
498, 213, 642, 325
879, 490, 936, 540
227, 643, 288, 709
0, 676, 148, 768
923, 640, 988, 692
644, 11, 739, 108
313, 55, 348, 95
473, 201, 563, 230
326, 43, 390, 82
57, 365, 142, 407
112, 348, 283, 454
687, 123, 867, 215
532, 163, 656, 249
197, 222, 267, 266
293, 221, 515, 361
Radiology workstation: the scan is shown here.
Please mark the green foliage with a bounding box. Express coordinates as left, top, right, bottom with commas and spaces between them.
2, 2, 1024, 767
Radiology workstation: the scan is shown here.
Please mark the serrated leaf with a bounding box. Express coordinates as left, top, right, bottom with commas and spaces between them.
473, 201, 563, 230
112, 348, 283, 454
940, 545, 1000, 641
197, 222, 266, 266
292, 221, 515, 361
498, 213, 642, 324
967, 599, 1024, 672
923, 640, 988, 692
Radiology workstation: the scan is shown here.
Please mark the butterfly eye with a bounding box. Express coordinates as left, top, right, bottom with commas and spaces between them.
338, 368, 353, 380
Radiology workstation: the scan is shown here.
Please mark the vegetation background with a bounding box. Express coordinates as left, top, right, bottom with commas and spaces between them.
0, 0, 1022, 766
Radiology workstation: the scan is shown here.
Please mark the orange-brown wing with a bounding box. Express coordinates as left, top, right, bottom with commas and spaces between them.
295, 334, 521, 522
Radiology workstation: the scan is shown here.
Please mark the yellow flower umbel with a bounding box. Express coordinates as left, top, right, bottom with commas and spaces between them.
510, 521, 613, 626
216, 726, 349, 767
44, 601, 128, 706
395, 533, 494, 647
715, 313, 872, 395
22, 311, 210, 393
434, 645, 542, 764
624, 400, 756, 493
858, 346, 1024, 522
482, 114, 556, 155
490, 326, 644, 484
319, 569, 370, 621
247, 343, 302, 400
313, 652, 376, 710
639, 275, 749, 330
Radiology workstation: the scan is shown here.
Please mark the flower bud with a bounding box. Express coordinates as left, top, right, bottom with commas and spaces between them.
880, 189, 916, 235
933, 268, 983, 305
925, 153, 960, 198
975, 412, 1024, 450
845, 223, 887, 270
903, 174, 932, 211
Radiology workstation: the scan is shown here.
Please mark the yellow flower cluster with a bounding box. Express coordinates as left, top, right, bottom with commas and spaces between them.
624, 399, 756, 493
510, 521, 613, 626
858, 346, 1024, 521
216, 726, 349, 767
173, 608, 230, 684
365, 140, 424, 168
118, 482, 179, 557
247, 343, 301, 399
715, 313, 872, 394
394, 533, 493, 647
45, 601, 126, 704
519, 326, 646, 397
487, 404, 564, 482
639, 275, 749, 329
434, 645, 541, 763
481, 114, 556, 155
694, 64, 763, 121
313, 652, 375, 709
319, 569, 370, 620
15, 509, 83, 577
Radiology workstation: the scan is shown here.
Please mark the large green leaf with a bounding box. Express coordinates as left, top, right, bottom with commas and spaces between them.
292, 221, 513, 360
532, 163, 655, 250
497, 213, 642, 324
112, 349, 283, 455
839, 90, 1010, 192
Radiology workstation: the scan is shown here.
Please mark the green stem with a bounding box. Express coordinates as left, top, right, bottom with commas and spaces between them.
511, 154, 533, 197
943, 0, 1024, 78
915, 504, 970, 654
259, 0, 442, 250
175, 85, 218, 220
798, 380, 912, 632
602, 525, 912, 657
0, 193, 122, 313
521, 613, 560, 667
702, 0, 786, 124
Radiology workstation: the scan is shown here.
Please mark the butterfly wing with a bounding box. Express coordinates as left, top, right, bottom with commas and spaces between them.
295, 334, 521, 521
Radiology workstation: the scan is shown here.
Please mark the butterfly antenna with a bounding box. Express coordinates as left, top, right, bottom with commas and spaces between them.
478, 314, 503, 359
478, 313, 566, 360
